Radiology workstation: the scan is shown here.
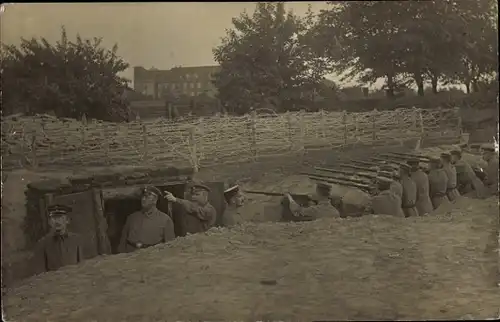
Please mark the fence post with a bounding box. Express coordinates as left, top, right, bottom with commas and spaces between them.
30, 133, 38, 169
418, 108, 425, 137
142, 123, 148, 160
286, 112, 294, 151
454, 106, 462, 136
352, 113, 358, 140
188, 126, 199, 172
342, 110, 348, 146
320, 109, 326, 138
436, 106, 443, 136
101, 127, 110, 165
250, 110, 258, 161
299, 109, 306, 153
371, 108, 378, 142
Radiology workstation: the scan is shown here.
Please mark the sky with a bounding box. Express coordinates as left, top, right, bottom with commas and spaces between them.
2, 2, 366, 88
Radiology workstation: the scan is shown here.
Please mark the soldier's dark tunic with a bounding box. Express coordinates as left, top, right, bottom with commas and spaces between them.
411, 170, 434, 215
176, 199, 217, 235
222, 204, 243, 227
428, 168, 450, 210
119, 208, 175, 253
370, 190, 405, 217
484, 156, 499, 195
401, 176, 419, 217
390, 180, 403, 199
455, 159, 486, 198
33, 232, 84, 274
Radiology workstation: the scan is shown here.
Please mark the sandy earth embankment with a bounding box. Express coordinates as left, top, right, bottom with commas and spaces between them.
3, 196, 499, 321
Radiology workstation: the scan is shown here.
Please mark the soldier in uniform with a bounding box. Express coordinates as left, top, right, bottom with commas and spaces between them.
427, 158, 451, 210
118, 186, 175, 253
440, 152, 460, 201
399, 163, 419, 217
369, 176, 405, 217
482, 145, 499, 196
222, 183, 245, 227
379, 165, 403, 199
285, 182, 341, 220
164, 181, 217, 235
32, 205, 84, 274
450, 149, 486, 198
407, 159, 434, 215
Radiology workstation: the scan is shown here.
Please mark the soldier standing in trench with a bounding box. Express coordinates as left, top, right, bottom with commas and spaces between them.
379, 165, 403, 199
482, 145, 499, 196
440, 152, 461, 202
427, 158, 451, 210
450, 149, 486, 198
399, 163, 419, 217
369, 176, 405, 217
32, 205, 84, 274
285, 182, 341, 220
118, 186, 175, 253
407, 159, 434, 215
222, 183, 246, 227
163, 181, 217, 235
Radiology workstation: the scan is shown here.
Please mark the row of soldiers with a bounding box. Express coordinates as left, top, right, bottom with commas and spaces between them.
283, 145, 498, 220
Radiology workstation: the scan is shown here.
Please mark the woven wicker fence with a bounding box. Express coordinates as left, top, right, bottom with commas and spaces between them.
1, 107, 461, 171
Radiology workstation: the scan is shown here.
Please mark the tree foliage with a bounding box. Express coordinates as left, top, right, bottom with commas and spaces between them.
312, 0, 498, 97
2, 26, 132, 121
212, 2, 330, 114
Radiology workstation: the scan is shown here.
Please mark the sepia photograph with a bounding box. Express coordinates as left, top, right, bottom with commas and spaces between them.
1, 1, 499, 320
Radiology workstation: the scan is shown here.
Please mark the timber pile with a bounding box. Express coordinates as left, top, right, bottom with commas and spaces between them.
4, 197, 499, 321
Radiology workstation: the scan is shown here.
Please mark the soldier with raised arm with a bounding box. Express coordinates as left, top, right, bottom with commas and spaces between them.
427, 158, 451, 210
164, 181, 217, 235
119, 186, 175, 253
399, 164, 419, 217
407, 159, 434, 215
32, 205, 84, 274
285, 182, 341, 221
440, 152, 460, 201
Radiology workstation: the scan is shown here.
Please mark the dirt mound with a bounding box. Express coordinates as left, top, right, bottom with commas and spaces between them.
4, 197, 499, 321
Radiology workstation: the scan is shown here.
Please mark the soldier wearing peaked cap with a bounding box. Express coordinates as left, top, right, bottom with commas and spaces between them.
440, 152, 461, 201
379, 169, 403, 199
450, 150, 486, 198
407, 158, 433, 215
32, 204, 85, 274
369, 176, 405, 217
164, 180, 217, 235
399, 163, 419, 217
286, 182, 341, 221
481, 145, 498, 196
427, 158, 451, 210
119, 185, 175, 253
222, 183, 245, 227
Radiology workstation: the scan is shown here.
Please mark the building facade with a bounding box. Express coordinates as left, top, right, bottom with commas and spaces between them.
133, 65, 220, 100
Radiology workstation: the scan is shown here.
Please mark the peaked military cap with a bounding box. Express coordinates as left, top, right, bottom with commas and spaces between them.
399, 163, 411, 171
316, 182, 332, 191
47, 204, 72, 217
191, 181, 211, 192
440, 152, 451, 160
143, 185, 162, 197
407, 159, 420, 166
224, 183, 240, 194
450, 150, 462, 157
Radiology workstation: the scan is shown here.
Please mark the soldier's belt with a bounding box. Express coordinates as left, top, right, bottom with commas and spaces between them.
431, 192, 447, 197
446, 186, 457, 191
402, 204, 416, 209
127, 240, 160, 249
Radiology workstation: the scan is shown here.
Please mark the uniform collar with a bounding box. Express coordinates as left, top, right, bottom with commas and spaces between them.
143, 208, 157, 217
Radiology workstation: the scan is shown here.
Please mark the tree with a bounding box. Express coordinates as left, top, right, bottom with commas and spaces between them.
312, 0, 498, 97
1, 26, 132, 121
212, 3, 329, 114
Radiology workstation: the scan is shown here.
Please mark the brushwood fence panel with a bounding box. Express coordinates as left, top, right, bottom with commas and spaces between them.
1, 107, 461, 171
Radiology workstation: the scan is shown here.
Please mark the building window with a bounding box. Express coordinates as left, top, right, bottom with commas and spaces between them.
190, 83, 195, 89
183, 83, 188, 90
185, 73, 190, 80
190, 92, 195, 97
193, 73, 198, 79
